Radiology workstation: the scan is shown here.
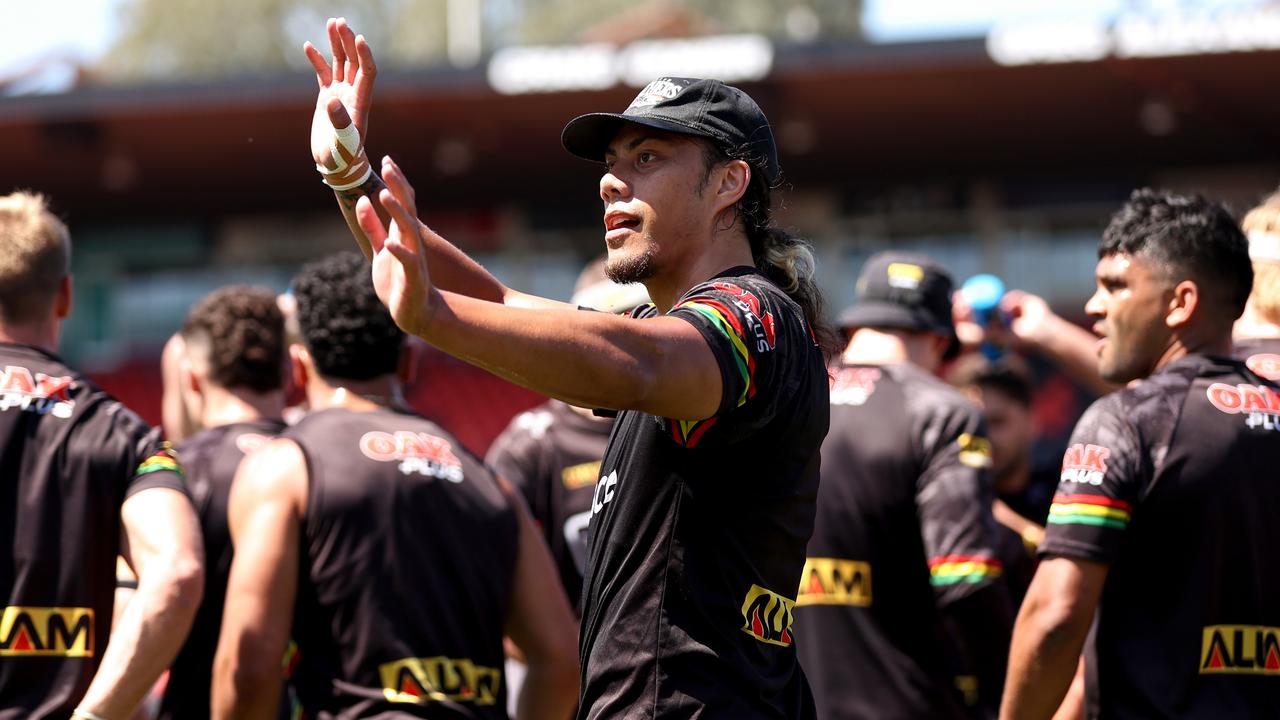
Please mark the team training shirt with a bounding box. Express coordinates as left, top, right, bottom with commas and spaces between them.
797, 361, 1005, 719
160, 418, 286, 720
485, 399, 611, 613
0, 342, 187, 719
577, 267, 830, 720
1039, 355, 1280, 718
286, 406, 518, 719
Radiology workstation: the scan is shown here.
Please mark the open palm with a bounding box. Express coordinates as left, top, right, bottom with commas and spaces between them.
304, 18, 377, 169
355, 158, 437, 337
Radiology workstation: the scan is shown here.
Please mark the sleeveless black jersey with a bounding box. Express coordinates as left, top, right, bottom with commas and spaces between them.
796, 362, 1004, 719
0, 342, 186, 719
1040, 355, 1280, 718
485, 400, 611, 614
1234, 336, 1280, 381
285, 406, 518, 719
159, 418, 286, 720
577, 268, 829, 720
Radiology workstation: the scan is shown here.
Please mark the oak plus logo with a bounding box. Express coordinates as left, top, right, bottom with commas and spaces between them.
1060, 443, 1110, 486
1245, 353, 1280, 381
1201, 625, 1280, 676
1206, 382, 1280, 432
0, 606, 94, 657
740, 584, 796, 647
796, 558, 872, 608
379, 656, 502, 705
0, 366, 75, 419
712, 282, 777, 353
360, 431, 465, 482
829, 367, 881, 406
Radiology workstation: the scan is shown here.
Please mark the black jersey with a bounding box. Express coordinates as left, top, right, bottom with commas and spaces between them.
577, 268, 829, 720
485, 400, 610, 613
0, 342, 186, 719
159, 418, 286, 720
285, 406, 518, 719
1234, 335, 1280, 380
1040, 355, 1280, 718
795, 361, 1005, 719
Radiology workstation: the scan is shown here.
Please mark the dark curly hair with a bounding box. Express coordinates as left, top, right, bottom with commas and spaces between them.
1101, 188, 1253, 318
181, 285, 285, 393
292, 251, 403, 381
700, 142, 838, 360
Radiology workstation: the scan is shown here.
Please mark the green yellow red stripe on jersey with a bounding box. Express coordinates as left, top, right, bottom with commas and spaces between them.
136, 448, 184, 479
1048, 493, 1132, 530
675, 296, 756, 408
927, 555, 1002, 586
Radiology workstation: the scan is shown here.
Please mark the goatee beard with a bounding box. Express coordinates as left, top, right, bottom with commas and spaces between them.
605, 249, 657, 284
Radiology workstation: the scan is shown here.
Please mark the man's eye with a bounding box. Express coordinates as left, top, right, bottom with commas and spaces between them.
637, 152, 655, 164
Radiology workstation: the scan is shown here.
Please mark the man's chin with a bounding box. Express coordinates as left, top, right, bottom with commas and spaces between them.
605, 250, 656, 285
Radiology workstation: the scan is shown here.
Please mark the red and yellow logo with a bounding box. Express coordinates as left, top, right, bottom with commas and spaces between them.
1206, 383, 1280, 415
379, 656, 502, 705
796, 558, 872, 607
0, 606, 94, 657
740, 584, 796, 647
1201, 625, 1280, 676
0, 366, 75, 418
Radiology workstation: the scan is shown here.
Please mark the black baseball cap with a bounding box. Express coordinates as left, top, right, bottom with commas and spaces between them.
837, 251, 960, 358
561, 77, 780, 183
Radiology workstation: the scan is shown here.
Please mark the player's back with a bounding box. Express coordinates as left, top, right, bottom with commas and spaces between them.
1078, 356, 1280, 717
798, 362, 991, 720
0, 341, 175, 718
284, 406, 518, 719
159, 419, 286, 720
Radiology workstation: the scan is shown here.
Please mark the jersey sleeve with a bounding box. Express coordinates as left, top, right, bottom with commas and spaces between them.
665, 279, 792, 445
915, 400, 1006, 606
1038, 395, 1143, 564
125, 425, 189, 500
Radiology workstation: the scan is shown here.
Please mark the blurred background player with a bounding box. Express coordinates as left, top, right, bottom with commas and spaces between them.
1234, 189, 1280, 374
1003, 189, 1280, 719
0, 191, 204, 719
797, 251, 1012, 719
485, 258, 650, 613
158, 285, 288, 720
212, 252, 578, 719
947, 355, 1049, 607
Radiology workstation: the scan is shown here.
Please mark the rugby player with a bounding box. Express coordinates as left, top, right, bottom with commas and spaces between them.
1002, 189, 1280, 719
211, 252, 578, 719
304, 19, 833, 718
159, 286, 288, 720
796, 251, 1013, 719
0, 191, 204, 719
1234, 190, 1280, 375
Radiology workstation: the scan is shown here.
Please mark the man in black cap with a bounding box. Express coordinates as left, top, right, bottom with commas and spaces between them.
302, 19, 833, 719
796, 251, 1013, 719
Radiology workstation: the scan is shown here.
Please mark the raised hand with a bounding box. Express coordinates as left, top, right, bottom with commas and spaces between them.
304, 18, 377, 172
355, 157, 437, 336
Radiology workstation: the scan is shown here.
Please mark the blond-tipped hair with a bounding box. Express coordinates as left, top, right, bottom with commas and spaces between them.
0, 192, 70, 325
1242, 190, 1280, 325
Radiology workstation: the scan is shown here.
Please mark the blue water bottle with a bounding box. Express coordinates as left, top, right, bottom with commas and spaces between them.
960, 274, 1006, 361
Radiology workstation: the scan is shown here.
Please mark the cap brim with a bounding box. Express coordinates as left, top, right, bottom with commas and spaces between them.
561, 112, 712, 164
837, 301, 960, 358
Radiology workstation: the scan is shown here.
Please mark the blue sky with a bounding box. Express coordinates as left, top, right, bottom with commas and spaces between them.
0, 0, 1259, 77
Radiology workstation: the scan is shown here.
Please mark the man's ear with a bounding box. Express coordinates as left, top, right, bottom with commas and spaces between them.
716, 159, 751, 209
54, 275, 73, 320
1166, 279, 1199, 329
289, 344, 310, 392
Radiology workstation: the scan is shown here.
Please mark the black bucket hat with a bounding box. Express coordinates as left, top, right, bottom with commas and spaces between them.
837, 251, 961, 359
561, 77, 780, 183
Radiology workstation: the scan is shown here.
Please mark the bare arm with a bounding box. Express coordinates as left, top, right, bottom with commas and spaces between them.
356, 173, 724, 418
1001, 556, 1107, 720
999, 291, 1120, 397
76, 488, 204, 718
501, 480, 580, 720
212, 440, 306, 720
